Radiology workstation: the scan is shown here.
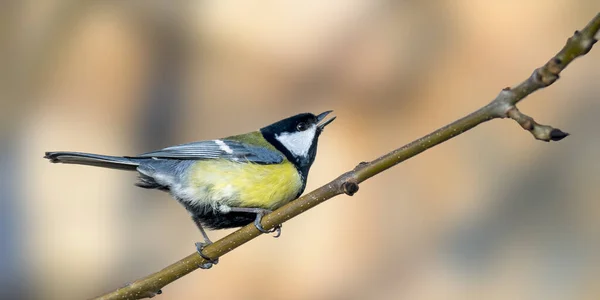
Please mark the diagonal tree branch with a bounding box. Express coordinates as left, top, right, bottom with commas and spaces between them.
95, 13, 600, 300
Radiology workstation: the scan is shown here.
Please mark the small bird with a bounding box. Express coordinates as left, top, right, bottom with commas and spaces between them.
45, 111, 335, 268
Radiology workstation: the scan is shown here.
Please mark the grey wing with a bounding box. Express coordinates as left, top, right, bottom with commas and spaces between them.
134, 139, 283, 164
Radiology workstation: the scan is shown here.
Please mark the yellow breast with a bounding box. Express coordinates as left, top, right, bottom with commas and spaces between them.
186, 159, 303, 210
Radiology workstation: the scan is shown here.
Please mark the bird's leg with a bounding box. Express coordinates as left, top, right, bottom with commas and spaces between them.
227, 207, 282, 237
192, 216, 219, 269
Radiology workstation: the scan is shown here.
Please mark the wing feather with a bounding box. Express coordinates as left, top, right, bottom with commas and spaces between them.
133, 140, 283, 164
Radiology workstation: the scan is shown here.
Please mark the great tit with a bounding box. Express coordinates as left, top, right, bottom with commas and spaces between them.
45, 111, 335, 267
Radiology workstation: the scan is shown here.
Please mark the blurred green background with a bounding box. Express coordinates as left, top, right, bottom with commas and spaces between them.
1, 1, 599, 299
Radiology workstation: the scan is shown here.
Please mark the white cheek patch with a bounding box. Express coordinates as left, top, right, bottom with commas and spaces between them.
275, 125, 316, 157
214, 139, 233, 154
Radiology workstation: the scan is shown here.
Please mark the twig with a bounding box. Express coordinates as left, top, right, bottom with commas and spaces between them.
95, 13, 600, 300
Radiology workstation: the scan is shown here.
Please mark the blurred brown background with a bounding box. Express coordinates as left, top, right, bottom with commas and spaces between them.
1, 1, 599, 299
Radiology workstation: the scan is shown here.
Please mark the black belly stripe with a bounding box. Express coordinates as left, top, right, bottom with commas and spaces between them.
183, 201, 256, 229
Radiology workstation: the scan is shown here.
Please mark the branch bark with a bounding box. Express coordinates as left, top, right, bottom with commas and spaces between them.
95, 13, 600, 300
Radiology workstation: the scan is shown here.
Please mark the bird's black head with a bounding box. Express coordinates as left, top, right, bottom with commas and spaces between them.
260, 111, 335, 178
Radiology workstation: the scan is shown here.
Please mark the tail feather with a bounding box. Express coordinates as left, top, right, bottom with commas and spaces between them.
44, 151, 140, 171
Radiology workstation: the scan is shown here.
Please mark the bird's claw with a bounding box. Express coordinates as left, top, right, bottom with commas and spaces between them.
195, 242, 219, 269
272, 224, 282, 238
254, 211, 282, 238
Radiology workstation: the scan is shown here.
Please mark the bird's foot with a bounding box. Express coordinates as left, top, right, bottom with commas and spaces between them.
227, 207, 283, 238
195, 241, 219, 269
254, 209, 282, 237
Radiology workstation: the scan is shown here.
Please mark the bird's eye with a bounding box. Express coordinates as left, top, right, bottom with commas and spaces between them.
296, 122, 308, 131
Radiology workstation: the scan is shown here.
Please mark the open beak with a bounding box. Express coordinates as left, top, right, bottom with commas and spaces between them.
316, 110, 336, 131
